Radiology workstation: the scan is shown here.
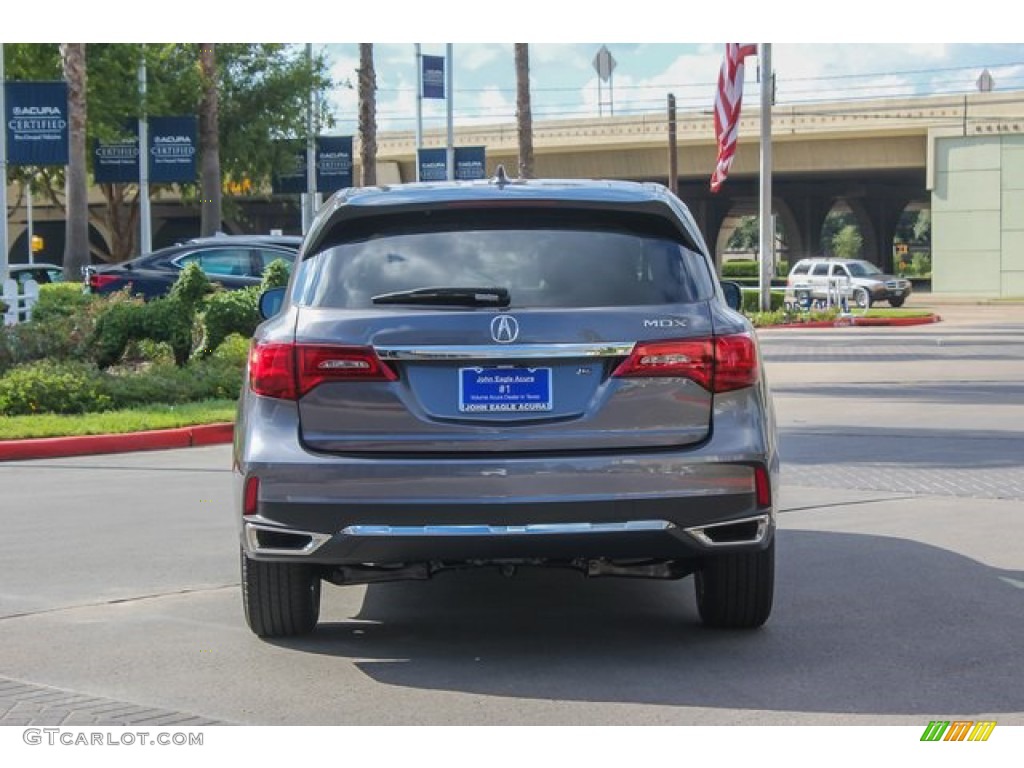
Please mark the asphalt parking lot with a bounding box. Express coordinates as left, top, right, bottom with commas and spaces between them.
0, 301, 1022, 726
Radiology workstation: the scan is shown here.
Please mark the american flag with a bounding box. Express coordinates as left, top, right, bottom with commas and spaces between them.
711, 43, 758, 193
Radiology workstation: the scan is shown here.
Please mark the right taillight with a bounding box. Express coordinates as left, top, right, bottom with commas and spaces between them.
248, 341, 397, 400
612, 334, 758, 393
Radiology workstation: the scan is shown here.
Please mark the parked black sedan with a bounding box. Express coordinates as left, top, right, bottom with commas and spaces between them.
84, 234, 302, 299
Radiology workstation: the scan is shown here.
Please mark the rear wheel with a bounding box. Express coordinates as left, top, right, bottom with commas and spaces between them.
695, 541, 774, 629
241, 550, 321, 638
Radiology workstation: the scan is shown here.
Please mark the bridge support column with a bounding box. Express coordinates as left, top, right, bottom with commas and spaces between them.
692, 198, 732, 268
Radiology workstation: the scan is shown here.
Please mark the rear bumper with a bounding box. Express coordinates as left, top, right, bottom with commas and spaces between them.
234, 386, 778, 566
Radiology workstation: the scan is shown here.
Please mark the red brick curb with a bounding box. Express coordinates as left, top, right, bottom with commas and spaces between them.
0, 422, 234, 462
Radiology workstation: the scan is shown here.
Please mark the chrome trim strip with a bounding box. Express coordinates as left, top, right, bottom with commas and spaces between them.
374, 342, 635, 361
683, 514, 770, 547
243, 522, 332, 556
341, 520, 673, 537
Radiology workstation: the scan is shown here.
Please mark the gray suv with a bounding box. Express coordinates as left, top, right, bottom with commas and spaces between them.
235, 175, 779, 638
787, 257, 912, 308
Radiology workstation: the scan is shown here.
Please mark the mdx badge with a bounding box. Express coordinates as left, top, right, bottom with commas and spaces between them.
644, 318, 689, 328
491, 315, 520, 343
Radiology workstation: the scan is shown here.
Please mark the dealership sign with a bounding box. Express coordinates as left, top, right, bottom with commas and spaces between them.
93, 123, 140, 184
148, 116, 197, 183
418, 146, 487, 182
4, 81, 69, 166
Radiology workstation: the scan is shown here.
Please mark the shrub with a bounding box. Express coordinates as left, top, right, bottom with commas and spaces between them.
90, 265, 211, 368
0, 360, 112, 415
30, 282, 95, 323
100, 355, 246, 409
741, 290, 786, 313
721, 259, 789, 279
197, 258, 291, 358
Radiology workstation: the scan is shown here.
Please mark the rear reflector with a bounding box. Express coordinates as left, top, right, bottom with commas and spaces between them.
754, 465, 771, 508
243, 476, 260, 516
612, 334, 758, 392
248, 341, 397, 400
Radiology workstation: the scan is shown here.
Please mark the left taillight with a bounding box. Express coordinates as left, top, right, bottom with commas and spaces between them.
612, 334, 759, 393
248, 341, 397, 400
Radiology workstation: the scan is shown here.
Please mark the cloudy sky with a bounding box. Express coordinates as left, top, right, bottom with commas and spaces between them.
12, 1, 1023, 138
321, 43, 1024, 135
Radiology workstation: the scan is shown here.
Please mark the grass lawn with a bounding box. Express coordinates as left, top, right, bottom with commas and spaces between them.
0, 400, 237, 440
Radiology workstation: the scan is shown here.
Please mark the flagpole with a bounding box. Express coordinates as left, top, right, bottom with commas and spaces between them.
758, 43, 774, 313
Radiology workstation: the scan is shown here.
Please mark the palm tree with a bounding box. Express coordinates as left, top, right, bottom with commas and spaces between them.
60, 43, 89, 279
358, 44, 376, 187
198, 43, 222, 236
514, 44, 534, 179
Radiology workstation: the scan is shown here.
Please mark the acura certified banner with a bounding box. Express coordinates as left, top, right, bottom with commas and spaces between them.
417, 146, 487, 182
5, 81, 69, 166
273, 137, 353, 195
271, 140, 307, 195
93, 123, 140, 184
316, 136, 353, 194
148, 116, 197, 183
421, 55, 445, 100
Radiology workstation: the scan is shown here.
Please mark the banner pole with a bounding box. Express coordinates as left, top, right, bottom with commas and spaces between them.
138, 50, 152, 255
303, 43, 316, 235
1, 47, 8, 283
415, 44, 422, 182
446, 43, 454, 181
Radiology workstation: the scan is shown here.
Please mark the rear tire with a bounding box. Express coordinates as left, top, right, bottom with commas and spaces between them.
241, 550, 321, 638
695, 541, 774, 629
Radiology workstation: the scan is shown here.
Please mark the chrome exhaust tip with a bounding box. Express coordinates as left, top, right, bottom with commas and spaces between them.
684, 514, 770, 547
243, 523, 331, 556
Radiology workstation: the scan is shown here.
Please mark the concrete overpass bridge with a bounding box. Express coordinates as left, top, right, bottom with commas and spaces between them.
376, 90, 1024, 271
6, 90, 1023, 290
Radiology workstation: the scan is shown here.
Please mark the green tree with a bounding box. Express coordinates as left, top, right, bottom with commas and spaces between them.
820, 210, 856, 255
198, 44, 221, 236
357, 44, 376, 186
60, 43, 90, 280
5, 44, 332, 262
832, 224, 863, 259
727, 216, 759, 251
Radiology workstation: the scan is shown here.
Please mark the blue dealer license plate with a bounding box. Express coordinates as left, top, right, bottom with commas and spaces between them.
459, 367, 552, 412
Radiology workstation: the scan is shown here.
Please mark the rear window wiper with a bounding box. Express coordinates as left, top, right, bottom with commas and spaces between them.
371, 286, 511, 307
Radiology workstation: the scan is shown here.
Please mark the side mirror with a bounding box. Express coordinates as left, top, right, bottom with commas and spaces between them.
720, 281, 743, 311
258, 287, 287, 319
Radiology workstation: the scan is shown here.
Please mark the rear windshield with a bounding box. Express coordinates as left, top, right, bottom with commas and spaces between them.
294, 209, 716, 309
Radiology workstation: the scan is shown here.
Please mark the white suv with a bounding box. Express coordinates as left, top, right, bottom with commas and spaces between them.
787, 258, 912, 308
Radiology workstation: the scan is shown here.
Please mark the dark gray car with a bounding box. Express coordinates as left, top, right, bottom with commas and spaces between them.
234, 175, 778, 638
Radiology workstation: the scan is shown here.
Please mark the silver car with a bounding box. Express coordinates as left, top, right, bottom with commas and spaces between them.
234, 175, 779, 638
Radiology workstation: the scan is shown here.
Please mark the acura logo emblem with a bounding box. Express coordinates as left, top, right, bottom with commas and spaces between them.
490, 314, 519, 344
